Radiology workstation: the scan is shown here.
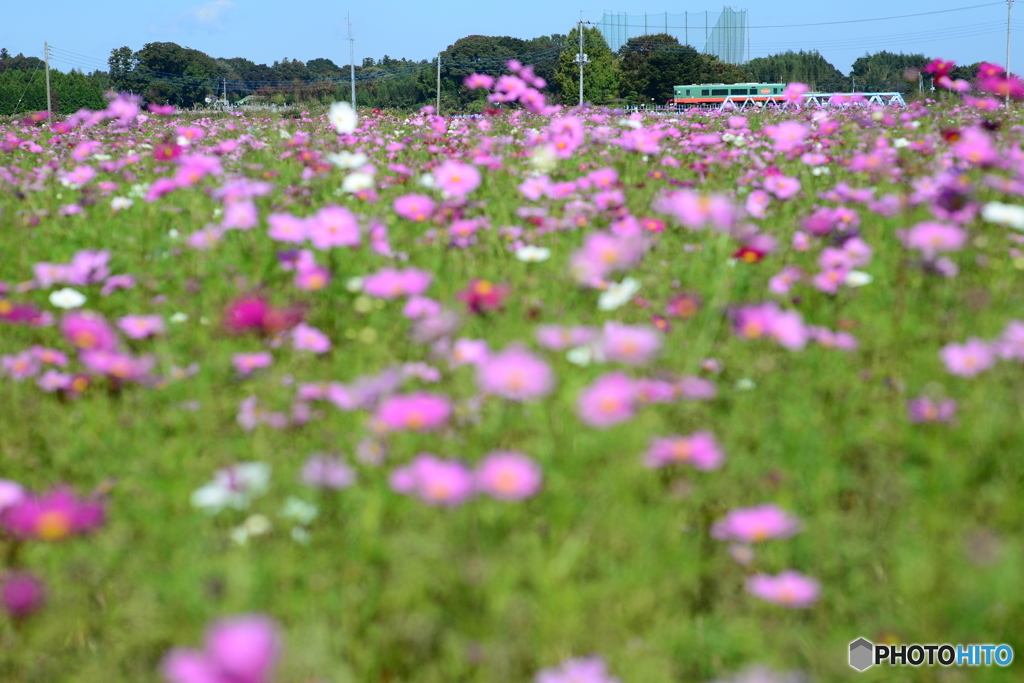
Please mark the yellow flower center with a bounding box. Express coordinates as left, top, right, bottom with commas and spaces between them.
36, 510, 72, 541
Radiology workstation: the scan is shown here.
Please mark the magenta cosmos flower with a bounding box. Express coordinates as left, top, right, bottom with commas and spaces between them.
577, 372, 639, 428
477, 345, 554, 401
388, 454, 475, 506
711, 504, 802, 542
535, 656, 622, 683
0, 486, 105, 542
61, 311, 120, 352
393, 194, 436, 222
1, 572, 46, 618
643, 432, 724, 470
746, 570, 820, 608
475, 451, 542, 501
373, 393, 451, 432
117, 314, 165, 339
161, 614, 280, 683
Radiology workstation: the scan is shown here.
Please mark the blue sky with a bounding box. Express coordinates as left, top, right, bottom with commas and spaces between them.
2, 0, 1017, 76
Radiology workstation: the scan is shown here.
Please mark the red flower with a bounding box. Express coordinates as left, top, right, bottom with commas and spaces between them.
457, 279, 509, 314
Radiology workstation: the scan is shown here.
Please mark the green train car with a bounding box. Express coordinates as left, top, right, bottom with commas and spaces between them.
671, 82, 787, 104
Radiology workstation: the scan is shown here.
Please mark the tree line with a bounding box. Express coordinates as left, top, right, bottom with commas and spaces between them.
0, 36, 985, 116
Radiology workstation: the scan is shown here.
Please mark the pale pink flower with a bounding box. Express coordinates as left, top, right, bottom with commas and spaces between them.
475, 451, 543, 501
940, 338, 995, 377
643, 432, 724, 470
477, 345, 554, 401
746, 570, 820, 608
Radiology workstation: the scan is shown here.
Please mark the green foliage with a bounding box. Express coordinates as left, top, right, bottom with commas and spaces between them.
850, 51, 929, 94
0, 68, 105, 116
554, 26, 619, 105
744, 50, 846, 91
618, 34, 704, 103
134, 42, 218, 108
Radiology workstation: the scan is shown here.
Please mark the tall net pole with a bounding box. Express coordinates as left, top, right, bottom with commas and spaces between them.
43, 41, 50, 116
1008, 0, 1015, 105
578, 20, 584, 107
349, 14, 356, 109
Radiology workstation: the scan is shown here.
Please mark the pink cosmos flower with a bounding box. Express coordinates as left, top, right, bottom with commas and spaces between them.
898, 222, 967, 259
907, 397, 957, 423
363, 268, 432, 299
117, 314, 165, 339
0, 487, 105, 542
450, 338, 490, 367
433, 159, 482, 197
266, 213, 308, 243
676, 375, 717, 400
80, 350, 156, 382
536, 325, 599, 351
221, 200, 258, 230
732, 303, 808, 351
61, 311, 120, 352
477, 345, 554, 401
464, 73, 495, 90
475, 451, 543, 501
294, 265, 331, 291
577, 373, 639, 428
940, 338, 995, 377
768, 266, 804, 295
373, 393, 451, 432
232, 352, 273, 376
535, 656, 622, 683
0, 481, 26, 514
393, 194, 435, 222
389, 454, 475, 506
643, 432, 724, 470
765, 120, 809, 153
291, 323, 331, 354
654, 189, 737, 232
781, 82, 810, 103
301, 454, 356, 489
746, 570, 820, 608
711, 504, 802, 542
161, 614, 280, 683
308, 206, 360, 249
599, 322, 662, 366
763, 174, 800, 200
2, 352, 40, 381
403, 296, 442, 320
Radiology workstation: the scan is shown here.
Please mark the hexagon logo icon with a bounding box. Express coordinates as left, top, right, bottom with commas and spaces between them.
850, 638, 874, 671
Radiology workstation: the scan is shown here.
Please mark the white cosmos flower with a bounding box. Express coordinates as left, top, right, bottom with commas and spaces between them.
345, 276, 364, 293
329, 101, 358, 134
597, 276, 641, 311
190, 463, 272, 515
326, 151, 368, 169
565, 345, 593, 367
111, 196, 133, 211
280, 496, 319, 524
417, 173, 436, 189
892, 137, 910, 148
170, 312, 189, 323
981, 201, 1024, 230
515, 245, 551, 263
49, 287, 86, 309
342, 172, 374, 194
845, 270, 873, 287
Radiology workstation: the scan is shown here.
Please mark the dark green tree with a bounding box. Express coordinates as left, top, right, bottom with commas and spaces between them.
744, 50, 846, 91
554, 26, 619, 105
134, 42, 218, 107
108, 46, 144, 94
618, 34, 703, 103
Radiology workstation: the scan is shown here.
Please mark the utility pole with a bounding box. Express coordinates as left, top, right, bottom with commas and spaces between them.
577, 18, 589, 107
1008, 0, 1014, 105
348, 13, 356, 109
43, 42, 51, 115
436, 53, 441, 113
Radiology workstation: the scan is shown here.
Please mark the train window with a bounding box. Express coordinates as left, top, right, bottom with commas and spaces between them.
730, 88, 746, 95
750, 88, 758, 95
701, 89, 709, 96
711, 89, 728, 96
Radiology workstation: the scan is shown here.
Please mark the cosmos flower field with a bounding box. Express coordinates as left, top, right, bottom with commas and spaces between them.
2, 62, 1024, 682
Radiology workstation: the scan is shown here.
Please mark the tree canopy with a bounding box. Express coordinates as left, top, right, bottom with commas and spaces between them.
553, 26, 619, 105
